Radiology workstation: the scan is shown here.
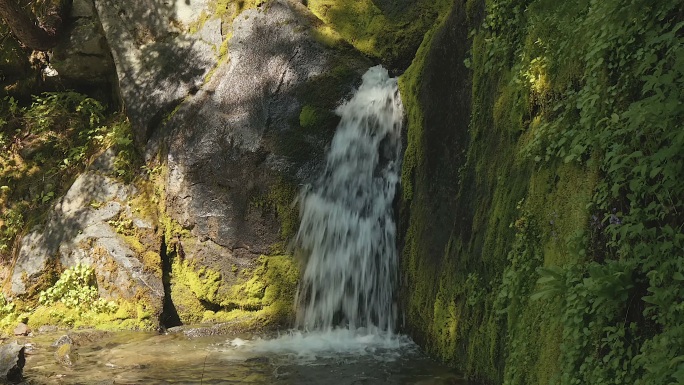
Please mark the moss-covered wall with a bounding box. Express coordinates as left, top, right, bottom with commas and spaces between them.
399, 0, 683, 384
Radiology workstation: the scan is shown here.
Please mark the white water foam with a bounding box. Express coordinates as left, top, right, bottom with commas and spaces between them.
226, 329, 416, 363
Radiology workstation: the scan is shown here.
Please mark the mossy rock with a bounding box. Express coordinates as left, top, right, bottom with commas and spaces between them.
168, 254, 298, 329
306, 0, 452, 70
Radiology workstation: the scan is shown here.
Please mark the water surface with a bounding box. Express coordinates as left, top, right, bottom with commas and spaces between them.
20, 328, 471, 385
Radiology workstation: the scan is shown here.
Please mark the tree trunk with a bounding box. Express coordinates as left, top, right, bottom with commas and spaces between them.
0, 0, 63, 51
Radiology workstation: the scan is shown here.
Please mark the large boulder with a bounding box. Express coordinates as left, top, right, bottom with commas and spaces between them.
11, 0, 371, 329
93, 0, 221, 145
95, 0, 371, 326
152, 1, 372, 320
10, 171, 163, 312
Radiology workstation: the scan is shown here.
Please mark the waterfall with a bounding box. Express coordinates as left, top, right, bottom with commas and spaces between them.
295, 65, 403, 332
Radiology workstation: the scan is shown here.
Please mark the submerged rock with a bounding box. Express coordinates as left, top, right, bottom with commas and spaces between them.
0, 342, 25, 383
54, 343, 77, 366
51, 335, 74, 348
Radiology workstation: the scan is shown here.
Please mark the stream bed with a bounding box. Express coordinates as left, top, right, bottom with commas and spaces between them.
16, 327, 472, 384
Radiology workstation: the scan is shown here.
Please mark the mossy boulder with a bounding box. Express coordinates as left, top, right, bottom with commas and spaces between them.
146, 0, 371, 331
306, 0, 451, 70
168, 253, 298, 329
8, 171, 163, 330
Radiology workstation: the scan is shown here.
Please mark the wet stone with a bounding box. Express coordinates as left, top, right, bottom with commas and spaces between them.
54, 343, 78, 366
52, 335, 74, 347
0, 341, 25, 383
37, 325, 59, 334
13, 323, 29, 336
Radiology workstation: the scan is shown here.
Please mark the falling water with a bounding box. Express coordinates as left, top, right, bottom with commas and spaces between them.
295, 65, 403, 332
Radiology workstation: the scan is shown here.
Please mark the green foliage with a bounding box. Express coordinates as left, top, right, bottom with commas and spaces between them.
105, 116, 138, 182
23, 92, 104, 134
471, 0, 684, 383
0, 294, 17, 331
402, 0, 682, 383
39, 263, 117, 313
0, 207, 24, 254
0, 92, 138, 257
0, 294, 14, 317
494, 209, 542, 326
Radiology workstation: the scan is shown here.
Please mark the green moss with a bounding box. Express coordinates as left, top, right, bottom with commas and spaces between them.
169, 254, 298, 328
396, 0, 456, 354
26, 299, 156, 332
298, 105, 319, 128
141, 251, 163, 277
172, 259, 222, 304
307, 0, 451, 68
214, 0, 262, 21
187, 10, 211, 34
397, 4, 452, 203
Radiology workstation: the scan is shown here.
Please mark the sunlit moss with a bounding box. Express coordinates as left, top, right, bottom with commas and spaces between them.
167, 254, 298, 328
307, 0, 450, 67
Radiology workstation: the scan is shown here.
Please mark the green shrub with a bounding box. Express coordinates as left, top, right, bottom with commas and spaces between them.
39, 263, 117, 313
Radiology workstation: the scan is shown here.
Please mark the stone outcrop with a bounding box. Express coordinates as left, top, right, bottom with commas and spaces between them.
50, 0, 115, 88
10, 171, 163, 308
148, 1, 373, 319
10, 0, 371, 329
0, 342, 24, 383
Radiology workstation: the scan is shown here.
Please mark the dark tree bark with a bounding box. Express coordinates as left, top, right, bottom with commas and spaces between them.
0, 0, 65, 51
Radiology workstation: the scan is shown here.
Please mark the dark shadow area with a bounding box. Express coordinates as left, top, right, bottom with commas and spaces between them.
370, 0, 413, 18
397, 0, 476, 343
159, 234, 182, 329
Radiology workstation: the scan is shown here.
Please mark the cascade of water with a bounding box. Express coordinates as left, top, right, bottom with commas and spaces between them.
295, 65, 403, 332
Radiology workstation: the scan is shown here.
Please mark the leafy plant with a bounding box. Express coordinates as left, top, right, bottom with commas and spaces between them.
0, 91, 139, 258
473, 0, 684, 383
39, 263, 117, 313
104, 117, 138, 182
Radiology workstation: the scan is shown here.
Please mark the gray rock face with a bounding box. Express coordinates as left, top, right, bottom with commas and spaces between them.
0, 342, 24, 383
156, 1, 369, 264
93, 0, 221, 144
10, 171, 163, 305
51, 0, 115, 84
10, 0, 371, 329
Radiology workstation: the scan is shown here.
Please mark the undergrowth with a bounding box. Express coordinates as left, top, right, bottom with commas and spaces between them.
402, 0, 683, 383
479, 0, 683, 383
0, 92, 138, 257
